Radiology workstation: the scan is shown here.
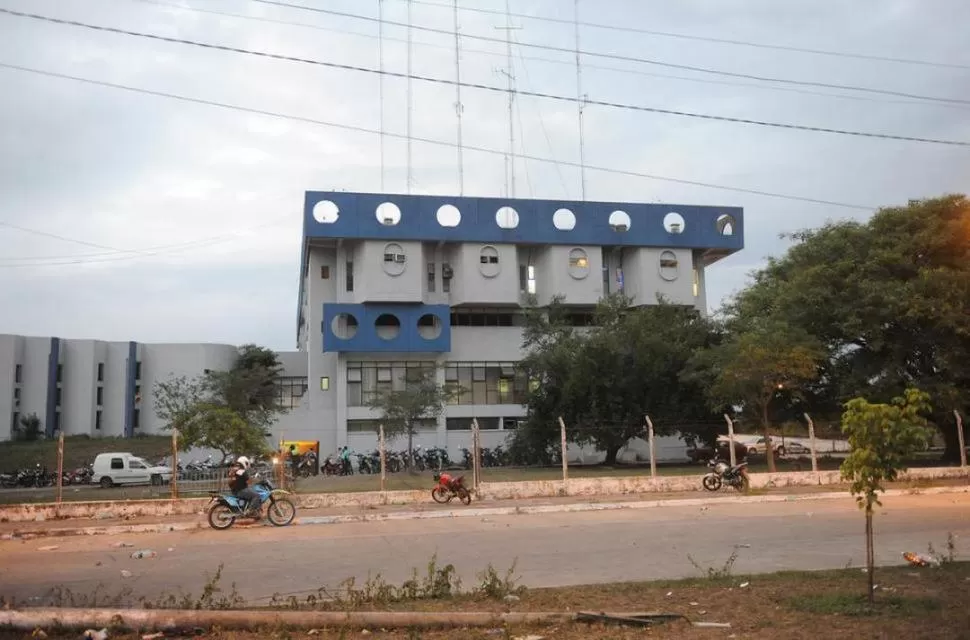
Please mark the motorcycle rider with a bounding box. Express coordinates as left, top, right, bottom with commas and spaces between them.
228, 456, 262, 515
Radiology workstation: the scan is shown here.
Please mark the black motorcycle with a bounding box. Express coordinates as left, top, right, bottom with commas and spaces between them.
702, 458, 750, 492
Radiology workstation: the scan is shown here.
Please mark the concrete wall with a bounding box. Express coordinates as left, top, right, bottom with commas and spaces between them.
622, 247, 695, 306
534, 245, 604, 306
448, 243, 520, 306
355, 240, 425, 303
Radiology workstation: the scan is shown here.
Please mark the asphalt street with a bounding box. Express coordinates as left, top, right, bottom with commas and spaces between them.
1, 493, 967, 606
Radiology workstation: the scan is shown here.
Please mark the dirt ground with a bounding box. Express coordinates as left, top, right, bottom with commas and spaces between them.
3, 562, 968, 639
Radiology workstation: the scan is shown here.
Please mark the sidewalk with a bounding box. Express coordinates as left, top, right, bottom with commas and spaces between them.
3, 482, 967, 540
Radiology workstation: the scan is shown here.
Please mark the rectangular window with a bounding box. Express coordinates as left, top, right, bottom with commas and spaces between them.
135, 385, 141, 399
527, 265, 536, 294
97, 362, 104, 382
442, 362, 528, 406
13, 387, 20, 400
11, 412, 19, 433
446, 417, 500, 431
427, 262, 436, 292
503, 418, 519, 430
442, 263, 452, 293
346, 261, 354, 291
519, 265, 527, 293
346, 361, 438, 406
135, 361, 142, 380
133, 408, 140, 429
54, 410, 60, 431
56, 364, 63, 383
15, 364, 22, 383
320, 265, 330, 279
320, 376, 330, 391
96, 387, 103, 405
277, 376, 309, 409
693, 268, 700, 297
55, 387, 62, 406
111, 457, 124, 470
95, 410, 102, 430
660, 257, 679, 269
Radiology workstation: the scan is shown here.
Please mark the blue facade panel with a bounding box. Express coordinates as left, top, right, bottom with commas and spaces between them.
45, 337, 60, 438
124, 341, 137, 438
321, 304, 451, 353
303, 191, 743, 251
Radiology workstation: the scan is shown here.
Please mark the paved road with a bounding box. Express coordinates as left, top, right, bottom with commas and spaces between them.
1, 494, 968, 606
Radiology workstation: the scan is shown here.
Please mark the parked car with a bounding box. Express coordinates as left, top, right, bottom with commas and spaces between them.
747, 437, 793, 457
92, 452, 173, 488
687, 440, 749, 464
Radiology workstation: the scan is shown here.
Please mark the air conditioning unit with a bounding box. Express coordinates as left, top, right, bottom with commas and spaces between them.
442, 266, 454, 279
394, 254, 406, 263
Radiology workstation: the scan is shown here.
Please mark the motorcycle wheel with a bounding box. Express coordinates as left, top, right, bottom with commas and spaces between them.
733, 475, 750, 493
267, 498, 297, 526
207, 504, 236, 530
702, 474, 722, 492
456, 487, 472, 506
431, 487, 452, 504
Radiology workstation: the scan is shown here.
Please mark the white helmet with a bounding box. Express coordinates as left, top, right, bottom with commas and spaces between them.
236, 456, 251, 469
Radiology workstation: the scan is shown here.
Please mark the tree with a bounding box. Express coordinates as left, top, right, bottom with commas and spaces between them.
368, 367, 452, 470
515, 294, 722, 465
153, 345, 285, 457
686, 319, 822, 472
840, 388, 932, 603
729, 195, 970, 460
16, 413, 42, 442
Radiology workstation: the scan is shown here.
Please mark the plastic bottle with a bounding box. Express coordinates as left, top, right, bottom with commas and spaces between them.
131, 549, 157, 559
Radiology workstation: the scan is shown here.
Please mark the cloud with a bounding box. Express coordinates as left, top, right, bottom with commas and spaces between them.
0, 0, 968, 348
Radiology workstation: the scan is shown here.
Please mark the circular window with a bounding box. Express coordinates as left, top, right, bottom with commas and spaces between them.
417, 314, 443, 340
436, 204, 461, 227
568, 248, 590, 280
312, 200, 339, 224
376, 202, 401, 226
382, 243, 406, 276
608, 210, 631, 232
553, 208, 576, 231
479, 245, 500, 278
664, 212, 685, 234
331, 313, 358, 339
716, 214, 736, 236
375, 314, 401, 341
659, 250, 679, 281
496, 206, 520, 229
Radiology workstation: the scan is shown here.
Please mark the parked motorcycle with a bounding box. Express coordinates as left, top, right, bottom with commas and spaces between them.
702, 458, 750, 492
431, 472, 472, 505
206, 476, 297, 530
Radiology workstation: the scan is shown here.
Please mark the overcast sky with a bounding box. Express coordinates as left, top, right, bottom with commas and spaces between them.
1, 0, 968, 351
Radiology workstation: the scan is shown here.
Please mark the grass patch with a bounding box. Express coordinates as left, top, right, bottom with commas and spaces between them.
789, 592, 941, 616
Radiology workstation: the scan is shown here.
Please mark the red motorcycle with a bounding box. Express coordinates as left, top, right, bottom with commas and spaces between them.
431, 472, 472, 505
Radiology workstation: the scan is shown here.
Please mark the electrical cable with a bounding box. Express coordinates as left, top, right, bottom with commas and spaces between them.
3, 8, 966, 147
388, 0, 970, 71
121, 0, 970, 112
0, 61, 877, 214
245, 0, 970, 106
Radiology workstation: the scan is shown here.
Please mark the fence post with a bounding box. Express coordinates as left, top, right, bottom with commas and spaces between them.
644, 415, 657, 479
379, 424, 387, 494
723, 414, 737, 467
557, 416, 569, 491
471, 418, 481, 494
803, 413, 819, 475
56, 432, 64, 506
955, 410, 967, 469
171, 428, 179, 500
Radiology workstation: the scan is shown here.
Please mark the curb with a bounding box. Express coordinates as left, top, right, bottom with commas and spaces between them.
3, 485, 967, 540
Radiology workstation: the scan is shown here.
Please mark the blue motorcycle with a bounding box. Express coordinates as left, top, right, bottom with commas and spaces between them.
206, 476, 296, 530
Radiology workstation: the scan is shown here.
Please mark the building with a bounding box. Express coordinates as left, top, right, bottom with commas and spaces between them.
1, 192, 743, 462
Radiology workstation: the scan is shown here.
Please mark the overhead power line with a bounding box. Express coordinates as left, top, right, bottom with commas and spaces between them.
4, 8, 967, 147
245, 0, 970, 106
0, 61, 877, 212
388, 0, 970, 71
122, 0, 970, 112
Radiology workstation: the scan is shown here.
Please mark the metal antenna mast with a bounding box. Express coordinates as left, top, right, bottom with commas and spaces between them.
406, 0, 413, 194
378, 0, 386, 192
574, 0, 587, 200
494, 0, 520, 198
453, 0, 464, 195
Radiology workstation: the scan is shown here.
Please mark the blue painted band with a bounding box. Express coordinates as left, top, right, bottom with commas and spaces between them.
321, 303, 451, 353
303, 191, 743, 250
45, 337, 60, 438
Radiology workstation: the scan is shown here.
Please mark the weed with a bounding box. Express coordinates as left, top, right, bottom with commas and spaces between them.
141, 563, 244, 610
476, 558, 524, 600
44, 583, 134, 608
927, 532, 958, 565
687, 550, 739, 580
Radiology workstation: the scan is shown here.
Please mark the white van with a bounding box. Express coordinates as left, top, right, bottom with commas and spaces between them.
92, 452, 173, 488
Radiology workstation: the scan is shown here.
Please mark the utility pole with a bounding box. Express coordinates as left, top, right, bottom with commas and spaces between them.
494, 0, 520, 198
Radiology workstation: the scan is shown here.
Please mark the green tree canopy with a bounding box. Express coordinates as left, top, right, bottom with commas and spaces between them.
513, 294, 722, 465
729, 195, 970, 459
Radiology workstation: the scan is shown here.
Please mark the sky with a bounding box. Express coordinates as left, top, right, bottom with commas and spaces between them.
0, 0, 968, 352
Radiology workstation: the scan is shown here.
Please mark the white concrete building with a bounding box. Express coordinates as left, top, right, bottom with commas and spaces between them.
1, 192, 743, 463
